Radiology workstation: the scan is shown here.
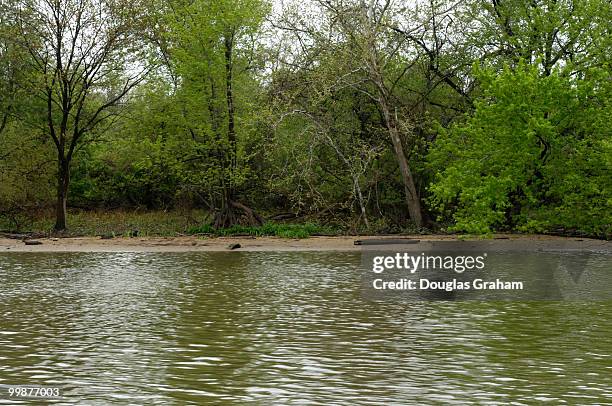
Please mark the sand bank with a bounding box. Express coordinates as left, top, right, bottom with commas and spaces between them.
0, 234, 610, 253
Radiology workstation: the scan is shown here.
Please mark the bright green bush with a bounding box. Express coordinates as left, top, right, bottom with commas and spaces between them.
428, 62, 611, 238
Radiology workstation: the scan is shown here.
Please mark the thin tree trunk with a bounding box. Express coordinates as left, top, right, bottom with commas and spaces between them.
0, 111, 9, 136
355, 177, 369, 228
54, 158, 70, 231
378, 99, 423, 228
362, 27, 424, 227
224, 30, 236, 175
213, 28, 240, 229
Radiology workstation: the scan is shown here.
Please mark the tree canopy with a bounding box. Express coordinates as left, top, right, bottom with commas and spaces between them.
0, 0, 610, 238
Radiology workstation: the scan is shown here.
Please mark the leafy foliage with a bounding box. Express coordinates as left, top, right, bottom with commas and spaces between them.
0, 0, 610, 238
428, 62, 611, 237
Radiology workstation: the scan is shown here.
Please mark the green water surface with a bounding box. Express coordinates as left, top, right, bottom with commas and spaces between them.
0, 252, 610, 404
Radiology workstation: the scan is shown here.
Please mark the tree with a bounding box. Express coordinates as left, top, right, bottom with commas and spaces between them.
269, 101, 383, 228
0, 4, 20, 138
427, 0, 612, 237
463, 0, 612, 75
428, 62, 612, 237
161, 0, 269, 228
273, 0, 474, 227
7, 0, 151, 230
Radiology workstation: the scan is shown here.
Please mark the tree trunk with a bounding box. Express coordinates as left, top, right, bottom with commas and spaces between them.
224, 30, 237, 174
354, 176, 369, 229
54, 158, 70, 231
363, 34, 424, 228
213, 28, 242, 229
0, 111, 9, 136
379, 100, 423, 228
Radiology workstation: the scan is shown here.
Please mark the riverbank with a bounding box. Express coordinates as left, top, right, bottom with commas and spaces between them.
1, 234, 610, 253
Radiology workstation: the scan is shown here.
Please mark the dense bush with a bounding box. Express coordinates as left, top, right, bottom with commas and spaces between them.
428, 63, 611, 237
0, 125, 54, 231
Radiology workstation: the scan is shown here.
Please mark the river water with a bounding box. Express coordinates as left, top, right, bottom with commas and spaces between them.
0, 252, 610, 404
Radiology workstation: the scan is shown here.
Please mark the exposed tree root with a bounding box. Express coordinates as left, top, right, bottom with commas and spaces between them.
213, 200, 264, 229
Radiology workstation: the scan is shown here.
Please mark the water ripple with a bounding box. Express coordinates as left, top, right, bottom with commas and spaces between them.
0, 252, 610, 405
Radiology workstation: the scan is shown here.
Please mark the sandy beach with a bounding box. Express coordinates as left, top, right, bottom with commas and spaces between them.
0, 234, 610, 253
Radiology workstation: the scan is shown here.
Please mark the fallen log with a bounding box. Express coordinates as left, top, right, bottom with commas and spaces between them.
23, 240, 43, 246
354, 239, 420, 246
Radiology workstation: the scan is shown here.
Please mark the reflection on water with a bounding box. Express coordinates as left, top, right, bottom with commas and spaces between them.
0, 252, 610, 404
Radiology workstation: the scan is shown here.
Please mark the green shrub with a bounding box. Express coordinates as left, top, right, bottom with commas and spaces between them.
187, 222, 330, 238
428, 63, 612, 238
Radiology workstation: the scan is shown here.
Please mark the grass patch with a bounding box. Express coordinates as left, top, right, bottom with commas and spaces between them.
23, 209, 208, 237
4, 208, 334, 238
187, 222, 331, 239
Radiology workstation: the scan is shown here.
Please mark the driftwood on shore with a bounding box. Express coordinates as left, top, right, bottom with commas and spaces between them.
23, 240, 43, 246
354, 239, 420, 246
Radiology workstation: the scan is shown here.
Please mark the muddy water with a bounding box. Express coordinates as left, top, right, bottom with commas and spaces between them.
0, 252, 610, 404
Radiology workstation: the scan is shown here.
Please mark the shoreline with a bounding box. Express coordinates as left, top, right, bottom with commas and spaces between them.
1, 234, 610, 253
